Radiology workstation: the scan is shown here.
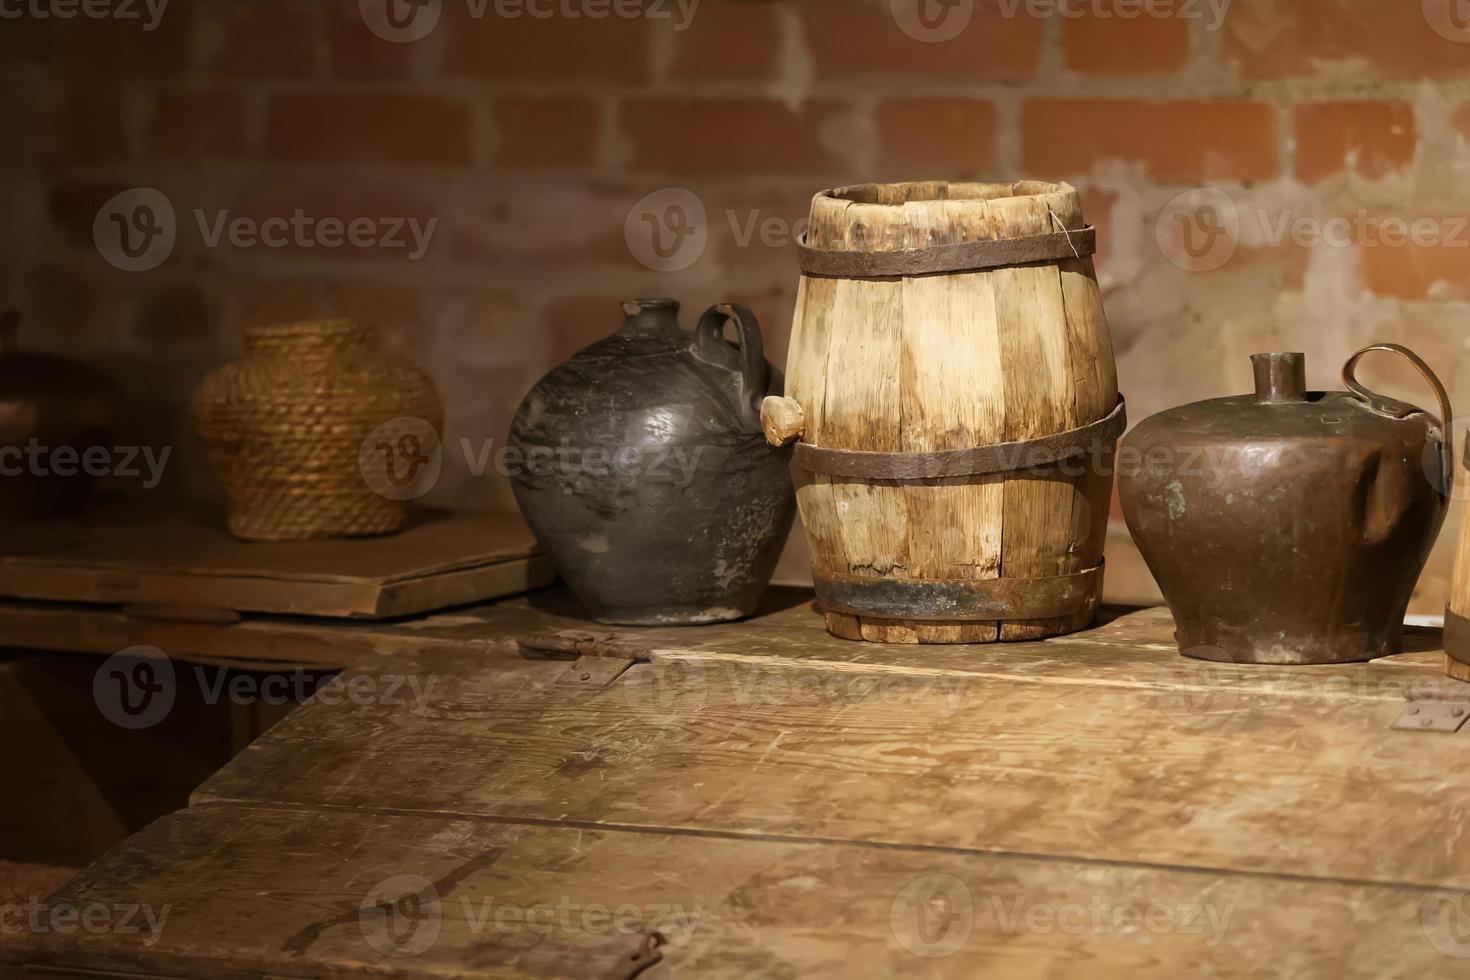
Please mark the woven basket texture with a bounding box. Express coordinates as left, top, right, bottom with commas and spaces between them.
191, 319, 443, 541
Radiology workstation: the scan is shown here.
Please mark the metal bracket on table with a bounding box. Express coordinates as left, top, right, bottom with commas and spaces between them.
1392, 700, 1470, 733
517, 629, 648, 689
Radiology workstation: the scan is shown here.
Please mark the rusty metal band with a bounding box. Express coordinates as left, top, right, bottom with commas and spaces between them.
815, 564, 1104, 622
792, 395, 1126, 481
797, 226, 1096, 279
1445, 608, 1470, 667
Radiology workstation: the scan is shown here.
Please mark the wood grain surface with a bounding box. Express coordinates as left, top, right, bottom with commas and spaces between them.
0, 509, 552, 619
13, 803, 1467, 979
190, 635, 1470, 889
10, 594, 1470, 977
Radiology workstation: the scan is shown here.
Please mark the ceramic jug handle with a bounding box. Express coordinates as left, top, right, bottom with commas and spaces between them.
1343, 343, 1455, 495
694, 303, 766, 427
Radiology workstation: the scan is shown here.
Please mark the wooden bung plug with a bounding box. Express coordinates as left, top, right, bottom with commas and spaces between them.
760, 396, 805, 447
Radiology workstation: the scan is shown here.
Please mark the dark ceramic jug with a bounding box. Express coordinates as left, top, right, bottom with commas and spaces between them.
509, 299, 795, 625
1119, 344, 1451, 665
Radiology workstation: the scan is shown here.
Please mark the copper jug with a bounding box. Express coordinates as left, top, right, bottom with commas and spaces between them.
1119, 345, 1451, 665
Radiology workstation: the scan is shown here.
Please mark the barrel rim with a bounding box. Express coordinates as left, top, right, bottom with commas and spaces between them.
814, 179, 1076, 208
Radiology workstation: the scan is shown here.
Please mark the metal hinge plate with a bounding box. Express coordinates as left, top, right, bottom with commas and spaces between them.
1392, 700, 1470, 733
517, 630, 647, 689
559, 654, 636, 688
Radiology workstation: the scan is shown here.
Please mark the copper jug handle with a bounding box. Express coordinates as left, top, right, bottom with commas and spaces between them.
1343, 343, 1455, 495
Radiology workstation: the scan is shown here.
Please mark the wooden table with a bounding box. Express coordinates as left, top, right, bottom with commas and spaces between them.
11, 591, 1470, 977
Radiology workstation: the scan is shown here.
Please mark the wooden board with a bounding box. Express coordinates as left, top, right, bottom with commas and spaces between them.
11, 803, 1466, 979
13, 595, 1470, 977
191, 635, 1470, 890
0, 509, 554, 619
0, 586, 1450, 681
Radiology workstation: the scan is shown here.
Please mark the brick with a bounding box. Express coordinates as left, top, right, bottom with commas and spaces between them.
1226, 0, 1470, 79
875, 98, 997, 179
492, 97, 599, 168
1062, 9, 1190, 73
327, 0, 415, 79
56, 92, 129, 165
134, 283, 211, 346
206, 0, 318, 77
0, 13, 53, 61
1294, 102, 1415, 183
54, 5, 192, 77
1077, 187, 1117, 272
47, 179, 134, 250
1024, 100, 1278, 181
803, 0, 1041, 81
1360, 226, 1470, 300
441, 5, 648, 82
661, 0, 782, 80
218, 178, 444, 262
149, 91, 249, 159
545, 295, 629, 364
703, 185, 813, 277
265, 93, 472, 166
446, 180, 635, 268
621, 99, 846, 175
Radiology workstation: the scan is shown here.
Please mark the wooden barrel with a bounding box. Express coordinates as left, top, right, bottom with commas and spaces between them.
762, 180, 1122, 644
1448, 463, 1470, 682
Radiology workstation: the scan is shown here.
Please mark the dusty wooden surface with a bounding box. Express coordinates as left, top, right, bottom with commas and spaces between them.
0, 509, 552, 619
10, 592, 1470, 976
0, 584, 1447, 683
19, 803, 1469, 979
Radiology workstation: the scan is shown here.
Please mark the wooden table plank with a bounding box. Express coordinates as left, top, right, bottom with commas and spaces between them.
11, 803, 1467, 979
0, 587, 1452, 691
0, 510, 552, 619
192, 647, 1470, 890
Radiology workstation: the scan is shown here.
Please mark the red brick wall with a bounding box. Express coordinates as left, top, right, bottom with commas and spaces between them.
3, 0, 1468, 607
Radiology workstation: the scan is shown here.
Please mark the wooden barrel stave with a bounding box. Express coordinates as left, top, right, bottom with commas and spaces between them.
787, 180, 1119, 644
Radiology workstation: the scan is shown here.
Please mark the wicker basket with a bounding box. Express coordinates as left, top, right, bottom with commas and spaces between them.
191, 319, 443, 542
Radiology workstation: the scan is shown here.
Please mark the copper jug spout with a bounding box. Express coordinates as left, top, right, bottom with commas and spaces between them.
1251, 352, 1307, 404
